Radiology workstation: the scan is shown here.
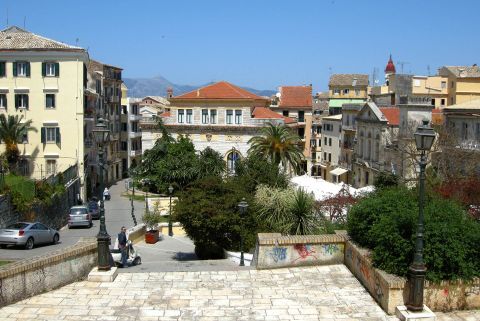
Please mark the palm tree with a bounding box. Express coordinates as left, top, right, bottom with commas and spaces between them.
248, 123, 304, 173
0, 114, 36, 171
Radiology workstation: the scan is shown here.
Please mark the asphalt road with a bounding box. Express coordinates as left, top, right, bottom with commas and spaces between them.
0, 179, 144, 261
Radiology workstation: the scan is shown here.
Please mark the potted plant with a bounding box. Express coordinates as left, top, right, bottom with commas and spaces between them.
142, 210, 162, 244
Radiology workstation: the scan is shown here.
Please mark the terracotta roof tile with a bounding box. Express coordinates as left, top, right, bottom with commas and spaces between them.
284, 116, 297, 124
0, 26, 83, 51
172, 81, 266, 100
252, 107, 283, 119
278, 86, 312, 108
159, 111, 170, 117
379, 107, 400, 126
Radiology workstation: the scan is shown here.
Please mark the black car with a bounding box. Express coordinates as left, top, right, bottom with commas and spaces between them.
87, 201, 100, 219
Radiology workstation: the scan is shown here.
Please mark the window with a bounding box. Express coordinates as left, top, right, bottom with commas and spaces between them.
462, 122, 468, 140
451, 97, 454, 104
121, 141, 127, 151
186, 109, 192, 124
414, 79, 420, 87
177, 109, 184, 123
15, 94, 28, 109
235, 110, 242, 124
202, 109, 208, 124
41, 127, 60, 144
46, 94, 55, 109
227, 150, 240, 174
0, 62, 5, 77
210, 110, 217, 124
451, 81, 454, 88
46, 160, 57, 176
333, 88, 340, 95
328, 153, 331, 162
329, 138, 332, 146
441, 81, 447, 89
0, 94, 6, 108
226, 110, 233, 124
343, 89, 350, 95
323, 152, 327, 160
355, 89, 360, 96
96, 80, 101, 94
324, 137, 327, 145
14, 61, 30, 77
298, 111, 305, 122
283, 110, 289, 117
43, 62, 59, 77
431, 98, 435, 106
441, 98, 445, 106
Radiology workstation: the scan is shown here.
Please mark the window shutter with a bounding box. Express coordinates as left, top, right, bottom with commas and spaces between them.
41, 127, 46, 143
55, 63, 59, 77
42, 62, 46, 77
15, 95, 19, 108
12, 62, 17, 76
0, 62, 5, 77
25, 95, 29, 109
55, 128, 60, 143
26, 62, 30, 77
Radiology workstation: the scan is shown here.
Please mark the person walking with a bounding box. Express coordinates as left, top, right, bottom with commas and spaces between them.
118, 226, 128, 268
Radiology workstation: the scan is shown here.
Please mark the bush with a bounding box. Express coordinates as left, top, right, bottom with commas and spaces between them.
347, 186, 480, 281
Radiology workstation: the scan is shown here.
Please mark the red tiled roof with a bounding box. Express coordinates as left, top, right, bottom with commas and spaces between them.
159, 111, 170, 117
252, 107, 283, 119
172, 81, 265, 100
284, 116, 297, 124
385, 54, 396, 73
279, 86, 312, 108
379, 107, 400, 126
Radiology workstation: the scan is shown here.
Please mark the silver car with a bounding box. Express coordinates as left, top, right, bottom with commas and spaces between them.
0, 222, 60, 250
68, 206, 92, 228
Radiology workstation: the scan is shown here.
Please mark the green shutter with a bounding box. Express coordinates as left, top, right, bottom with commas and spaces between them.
25, 95, 29, 109
0, 62, 5, 77
41, 127, 46, 143
55, 63, 59, 77
15, 95, 18, 108
12, 62, 17, 77
42, 62, 46, 77
26, 62, 30, 77
55, 128, 60, 144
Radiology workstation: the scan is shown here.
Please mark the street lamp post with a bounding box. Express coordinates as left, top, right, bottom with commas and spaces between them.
130, 179, 137, 226
92, 118, 111, 271
144, 179, 149, 214
168, 185, 174, 236
406, 120, 436, 312
237, 198, 248, 267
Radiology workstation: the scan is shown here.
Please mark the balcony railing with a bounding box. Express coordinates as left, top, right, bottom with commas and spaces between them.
130, 150, 142, 157
129, 114, 142, 121
129, 131, 142, 139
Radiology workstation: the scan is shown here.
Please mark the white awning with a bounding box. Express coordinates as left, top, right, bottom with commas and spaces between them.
330, 167, 348, 176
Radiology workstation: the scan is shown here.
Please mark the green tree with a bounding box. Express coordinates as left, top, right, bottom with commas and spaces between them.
248, 123, 304, 174
373, 171, 399, 189
197, 147, 225, 179
0, 115, 36, 171
174, 176, 257, 259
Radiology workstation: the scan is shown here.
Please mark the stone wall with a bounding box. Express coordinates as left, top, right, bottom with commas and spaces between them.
0, 237, 97, 307
254, 233, 345, 269
0, 178, 80, 229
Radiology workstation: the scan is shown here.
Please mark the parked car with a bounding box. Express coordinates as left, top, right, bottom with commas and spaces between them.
0, 222, 60, 250
87, 201, 100, 219
68, 206, 92, 229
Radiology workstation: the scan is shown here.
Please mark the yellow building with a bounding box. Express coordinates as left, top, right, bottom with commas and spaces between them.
438, 65, 480, 105
0, 26, 89, 196
328, 74, 369, 115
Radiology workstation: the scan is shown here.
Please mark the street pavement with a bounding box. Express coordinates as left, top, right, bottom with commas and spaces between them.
0, 180, 144, 261
1, 264, 478, 321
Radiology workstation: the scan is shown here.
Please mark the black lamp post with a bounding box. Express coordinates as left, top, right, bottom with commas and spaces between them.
130, 179, 137, 226
406, 119, 436, 312
92, 118, 111, 271
168, 185, 174, 236
237, 198, 248, 267
144, 179, 149, 214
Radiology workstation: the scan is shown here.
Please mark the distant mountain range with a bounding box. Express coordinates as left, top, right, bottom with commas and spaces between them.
123, 75, 276, 98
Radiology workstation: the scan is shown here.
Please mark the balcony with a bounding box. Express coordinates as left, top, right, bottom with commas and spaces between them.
130, 150, 142, 157
129, 131, 142, 139
129, 114, 142, 121
140, 116, 157, 124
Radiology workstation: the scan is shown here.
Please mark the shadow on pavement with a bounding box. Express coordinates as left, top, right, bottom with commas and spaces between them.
173, 252, 198, 261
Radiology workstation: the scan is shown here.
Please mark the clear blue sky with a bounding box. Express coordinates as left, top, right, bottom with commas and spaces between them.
3, 0, 479, 92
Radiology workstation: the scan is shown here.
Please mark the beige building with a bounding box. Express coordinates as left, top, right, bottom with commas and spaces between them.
438, 65, 480, 105
0, 26, 89, 196
328, 74, 369, 115
316, 114, 344, 183
142, 81, 288, 173
139, 95, 170, 153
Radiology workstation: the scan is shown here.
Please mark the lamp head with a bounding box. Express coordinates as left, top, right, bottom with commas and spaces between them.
414, 119, 436, 151
168, 185, 173, 194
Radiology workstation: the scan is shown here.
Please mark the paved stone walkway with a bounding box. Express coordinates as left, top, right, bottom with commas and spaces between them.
1, 265, 478, 321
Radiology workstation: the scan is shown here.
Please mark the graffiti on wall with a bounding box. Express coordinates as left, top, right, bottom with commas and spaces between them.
267, 246, 287, 263
292, 244, 317, 263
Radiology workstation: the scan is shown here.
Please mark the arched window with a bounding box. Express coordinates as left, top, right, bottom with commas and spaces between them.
227, 150, 240, 174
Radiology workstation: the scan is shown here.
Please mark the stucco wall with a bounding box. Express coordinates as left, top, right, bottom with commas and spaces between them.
0, 238, 97, 307
254, 233, 345, 269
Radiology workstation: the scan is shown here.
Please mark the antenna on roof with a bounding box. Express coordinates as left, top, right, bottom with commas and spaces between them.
427, 65, 431, 76
76, 38, 79, 46
23, 16, 26, 29
6, 5, 8, 27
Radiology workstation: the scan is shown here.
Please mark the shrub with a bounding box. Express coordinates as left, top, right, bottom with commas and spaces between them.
347, 186, 480, 281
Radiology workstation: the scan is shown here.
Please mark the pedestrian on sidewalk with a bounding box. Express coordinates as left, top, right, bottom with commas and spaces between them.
118, 226, 128, 268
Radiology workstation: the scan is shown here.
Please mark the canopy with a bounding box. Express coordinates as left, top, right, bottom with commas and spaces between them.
330, 167, 348, 176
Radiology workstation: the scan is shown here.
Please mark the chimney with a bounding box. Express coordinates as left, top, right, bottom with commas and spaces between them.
167, 87, 173, 99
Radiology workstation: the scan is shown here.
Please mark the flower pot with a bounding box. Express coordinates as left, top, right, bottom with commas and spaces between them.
145, 230, 159, 244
